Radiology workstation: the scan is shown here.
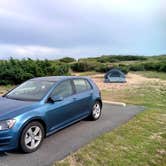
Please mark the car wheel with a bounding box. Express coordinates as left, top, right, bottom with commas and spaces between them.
90, 101, 102, 120
20, 121, 44, 153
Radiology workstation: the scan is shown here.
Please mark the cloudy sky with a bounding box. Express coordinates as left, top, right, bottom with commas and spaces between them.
0, 0, 165, 59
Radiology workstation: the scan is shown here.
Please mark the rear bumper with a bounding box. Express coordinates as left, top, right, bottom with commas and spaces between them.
0, 129, 18, 151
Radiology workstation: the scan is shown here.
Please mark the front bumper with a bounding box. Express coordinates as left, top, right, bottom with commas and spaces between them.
0, 129, 18, 151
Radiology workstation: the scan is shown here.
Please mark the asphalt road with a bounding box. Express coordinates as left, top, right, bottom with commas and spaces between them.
0, 103, 144, 166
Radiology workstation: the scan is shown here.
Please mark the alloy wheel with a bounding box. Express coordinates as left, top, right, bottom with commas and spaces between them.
24, 126, 42, 150
92, 103, 101, 119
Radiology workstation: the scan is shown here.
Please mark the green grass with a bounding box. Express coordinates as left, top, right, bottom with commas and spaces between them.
134, 71, 166, 80
55, 82, 166, 166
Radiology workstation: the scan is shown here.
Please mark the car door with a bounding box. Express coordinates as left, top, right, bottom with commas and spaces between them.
71, 78, 93, 119
45, 80, 76, 132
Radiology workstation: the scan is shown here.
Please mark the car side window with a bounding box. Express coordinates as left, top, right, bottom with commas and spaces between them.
51, 80, 73, 98
73, 79, 92, 93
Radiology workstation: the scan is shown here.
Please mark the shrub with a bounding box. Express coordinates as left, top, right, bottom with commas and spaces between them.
159, 62, 166, 72
94, 64, 110, 73
59, 57, 76, 63
129, 63, 145, 71
0, 58, 70, 85
97, 55, 147, 63
53, 64, 70, 75
117, 64, 129, 74
70, 62, 94, 72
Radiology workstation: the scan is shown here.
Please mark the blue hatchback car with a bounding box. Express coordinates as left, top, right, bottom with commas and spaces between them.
0, 76, 102, 153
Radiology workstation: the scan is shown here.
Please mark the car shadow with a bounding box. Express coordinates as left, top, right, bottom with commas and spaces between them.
0, 148, 27, 156
0, 152, 8, 157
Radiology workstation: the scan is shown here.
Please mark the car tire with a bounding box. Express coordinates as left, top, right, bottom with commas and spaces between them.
89, 101, 102, 120
20, 121, 45, 153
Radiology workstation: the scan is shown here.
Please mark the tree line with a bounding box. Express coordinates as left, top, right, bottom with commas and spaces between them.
70, 55, 166, 73
70, 61, 166, 73
0, 55, 165, 85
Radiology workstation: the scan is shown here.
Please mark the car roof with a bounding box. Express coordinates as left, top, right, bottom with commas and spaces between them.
30, 76, 90, 82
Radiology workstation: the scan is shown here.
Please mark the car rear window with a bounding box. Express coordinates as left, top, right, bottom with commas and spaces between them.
73, 79, 92, 93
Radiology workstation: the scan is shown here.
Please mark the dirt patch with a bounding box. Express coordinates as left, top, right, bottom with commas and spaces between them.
90, 73, 166, 91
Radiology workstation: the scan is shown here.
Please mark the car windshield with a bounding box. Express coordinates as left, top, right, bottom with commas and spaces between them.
5, 80, 54, 101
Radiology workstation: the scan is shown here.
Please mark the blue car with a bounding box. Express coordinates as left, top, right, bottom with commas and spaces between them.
0, 76, 102, 153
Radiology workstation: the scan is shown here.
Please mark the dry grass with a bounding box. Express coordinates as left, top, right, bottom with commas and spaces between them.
0, 85, 14, 95
90, 73, 166, 91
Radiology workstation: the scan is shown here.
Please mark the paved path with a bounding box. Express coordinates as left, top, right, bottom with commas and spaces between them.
0, 104, 144, 166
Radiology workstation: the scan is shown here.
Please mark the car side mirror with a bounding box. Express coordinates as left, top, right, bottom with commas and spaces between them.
48, 95, 64, 103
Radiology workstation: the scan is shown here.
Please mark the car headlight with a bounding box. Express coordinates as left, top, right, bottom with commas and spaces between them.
0, 119, 16, 131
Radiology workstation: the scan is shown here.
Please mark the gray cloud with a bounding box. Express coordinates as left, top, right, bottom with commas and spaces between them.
0, 0, 165, 59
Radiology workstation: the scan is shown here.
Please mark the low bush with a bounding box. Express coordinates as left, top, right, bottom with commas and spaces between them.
59, 57, 76, 63
128, 61, 166, 72
97, 55, 147, 63
117, 64, 129, 74
70, 62, 95, 72
0, 58, 69, 85
129, 63, 145, 71
94, 64, 110, 73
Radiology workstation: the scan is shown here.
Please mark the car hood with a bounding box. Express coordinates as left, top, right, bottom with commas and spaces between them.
0, 97, 39, 120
